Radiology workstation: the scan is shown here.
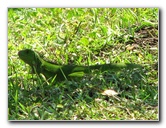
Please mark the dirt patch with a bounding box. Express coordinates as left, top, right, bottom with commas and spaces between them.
127, 26, 158, 51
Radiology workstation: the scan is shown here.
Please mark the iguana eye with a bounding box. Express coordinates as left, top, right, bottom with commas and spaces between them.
26, 49, 30, 54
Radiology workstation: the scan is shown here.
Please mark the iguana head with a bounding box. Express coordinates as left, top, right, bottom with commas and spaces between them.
18, 49, 41, 67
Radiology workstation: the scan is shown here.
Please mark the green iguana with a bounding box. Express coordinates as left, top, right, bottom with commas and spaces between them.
18, 49, 142, 81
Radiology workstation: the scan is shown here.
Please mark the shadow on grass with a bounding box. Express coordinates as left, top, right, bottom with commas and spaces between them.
8, 62, 158, 120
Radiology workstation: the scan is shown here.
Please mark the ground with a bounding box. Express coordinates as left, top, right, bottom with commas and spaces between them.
8, 8, 158, 120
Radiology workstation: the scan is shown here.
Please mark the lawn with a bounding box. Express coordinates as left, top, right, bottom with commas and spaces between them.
8, 8, 158, 120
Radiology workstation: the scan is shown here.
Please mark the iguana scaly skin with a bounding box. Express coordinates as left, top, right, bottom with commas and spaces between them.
18, 49, 142, 81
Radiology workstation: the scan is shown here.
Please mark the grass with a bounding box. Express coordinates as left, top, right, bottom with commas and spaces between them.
8, 8, 158, 120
